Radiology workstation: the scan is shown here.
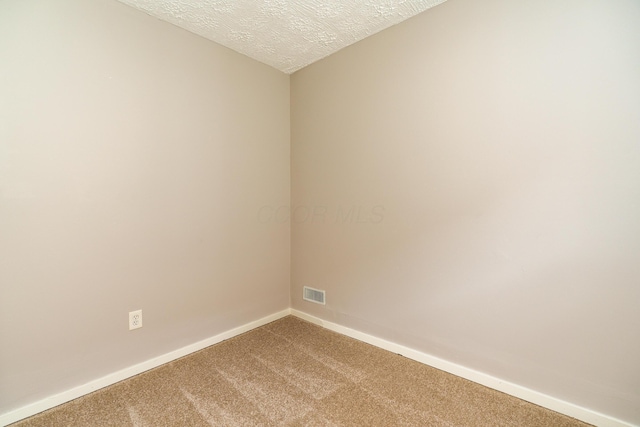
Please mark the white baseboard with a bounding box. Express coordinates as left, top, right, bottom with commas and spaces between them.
290, 309, 635, 427
2, 308, 634, 427
0, 309, 290, 427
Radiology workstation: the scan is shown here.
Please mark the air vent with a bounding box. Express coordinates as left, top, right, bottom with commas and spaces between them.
303, 286, 326, 305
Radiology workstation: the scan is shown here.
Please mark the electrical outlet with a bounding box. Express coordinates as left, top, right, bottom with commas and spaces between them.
129, 310, 142, 330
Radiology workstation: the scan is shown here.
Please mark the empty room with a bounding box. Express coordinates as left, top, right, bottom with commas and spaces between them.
1, 0, 639, 425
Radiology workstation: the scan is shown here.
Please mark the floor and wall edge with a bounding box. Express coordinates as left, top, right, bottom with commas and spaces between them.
290, 309, 635, 427
0, 309, 291, 427
1, 308, 634, 427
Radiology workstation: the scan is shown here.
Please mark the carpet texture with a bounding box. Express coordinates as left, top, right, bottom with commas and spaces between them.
11, 316, 592, 426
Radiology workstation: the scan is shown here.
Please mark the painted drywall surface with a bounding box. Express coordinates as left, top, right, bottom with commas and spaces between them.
291, 0, 640, 423
0, 0, 289, 414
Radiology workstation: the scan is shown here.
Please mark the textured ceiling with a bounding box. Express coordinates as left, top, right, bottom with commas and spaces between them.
116, 0, 447, 74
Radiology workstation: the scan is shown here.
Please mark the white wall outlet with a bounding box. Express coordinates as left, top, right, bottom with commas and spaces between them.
129, 310, 142, 330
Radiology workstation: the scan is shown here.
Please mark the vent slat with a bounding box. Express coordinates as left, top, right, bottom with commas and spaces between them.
303, 286, 326, 305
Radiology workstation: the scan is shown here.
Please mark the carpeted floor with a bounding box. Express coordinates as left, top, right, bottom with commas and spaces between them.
11, 316, 592, 426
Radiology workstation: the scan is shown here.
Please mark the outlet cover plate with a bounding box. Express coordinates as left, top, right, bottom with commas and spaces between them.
129, 310, 142, 330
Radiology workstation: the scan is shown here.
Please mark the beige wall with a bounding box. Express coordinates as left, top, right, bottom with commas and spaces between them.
0, 0, 289, 414
291, 0, 640, 424
2, 0, 640, 423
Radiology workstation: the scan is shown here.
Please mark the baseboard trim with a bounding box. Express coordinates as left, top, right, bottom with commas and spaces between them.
2, 308, 634, 427
0, 309, 291, 427
290, 309, 634, 427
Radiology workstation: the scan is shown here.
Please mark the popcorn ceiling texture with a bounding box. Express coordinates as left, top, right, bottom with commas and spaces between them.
115, 0, 447, 73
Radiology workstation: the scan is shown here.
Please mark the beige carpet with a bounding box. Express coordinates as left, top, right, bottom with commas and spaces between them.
11, 316, 592, 426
